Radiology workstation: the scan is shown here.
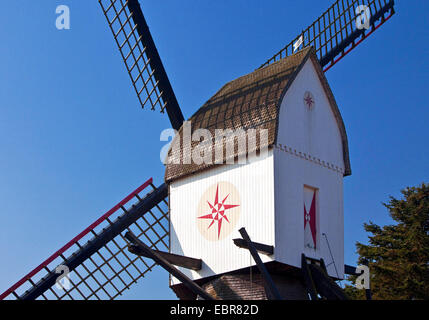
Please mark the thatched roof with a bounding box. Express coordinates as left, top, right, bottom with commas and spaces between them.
165, 47, 351, 183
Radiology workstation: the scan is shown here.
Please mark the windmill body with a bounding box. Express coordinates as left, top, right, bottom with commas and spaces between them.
166, 48, 350, 298
0, 0, 395, 301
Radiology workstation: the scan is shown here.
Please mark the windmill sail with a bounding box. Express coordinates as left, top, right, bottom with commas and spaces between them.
99, 0, 184, 130
0, 179, 169, 300
259, 0, 395, 71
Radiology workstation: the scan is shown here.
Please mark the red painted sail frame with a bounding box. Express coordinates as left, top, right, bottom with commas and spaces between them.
0, 178, 153, 300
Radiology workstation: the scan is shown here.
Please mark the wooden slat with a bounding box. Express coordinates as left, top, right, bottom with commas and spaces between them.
232, 238, 274, 256
128, 245, 202, 271
125, 232, 214, 300
238, 228, 283, 300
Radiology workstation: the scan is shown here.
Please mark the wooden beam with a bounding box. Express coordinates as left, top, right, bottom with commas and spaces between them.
128, 244, 202, 271
301, 254, 318, 300
363, 260, 372, 300
301, 254, 348, 300
233, 238, 274, 255
308, 263, 348, 300
238, 228, 283, 300
125, 232, 215, 300
344, 264, 359, 276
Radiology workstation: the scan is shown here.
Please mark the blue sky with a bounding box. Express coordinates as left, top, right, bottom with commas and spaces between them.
0, 0, 427, 300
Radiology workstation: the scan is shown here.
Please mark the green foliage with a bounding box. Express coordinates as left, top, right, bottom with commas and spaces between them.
343, 282, 366, 300
349, 183, 429, 300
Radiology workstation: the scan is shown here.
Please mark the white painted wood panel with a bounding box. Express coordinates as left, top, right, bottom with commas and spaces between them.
274, 59, 345, 278
169, 151, 275, 285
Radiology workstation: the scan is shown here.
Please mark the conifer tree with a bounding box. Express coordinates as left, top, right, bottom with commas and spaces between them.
345, 183, 429, 300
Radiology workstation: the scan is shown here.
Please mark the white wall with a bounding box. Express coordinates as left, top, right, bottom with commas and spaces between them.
169, 151, 275, 285
274, 59, 345, 278
169, 58, 347, 284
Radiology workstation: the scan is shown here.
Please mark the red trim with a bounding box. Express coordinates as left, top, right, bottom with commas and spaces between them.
323, 12, 394, 73
0, 178, 153, 300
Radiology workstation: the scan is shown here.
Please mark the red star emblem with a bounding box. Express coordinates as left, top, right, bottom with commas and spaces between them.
197, 184, 240, 239
304, 92, 315, 108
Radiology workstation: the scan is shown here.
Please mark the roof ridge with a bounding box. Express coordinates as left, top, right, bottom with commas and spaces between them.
165, 47, 315, 183
198, 47, 314, 114
211, 47, 313, 99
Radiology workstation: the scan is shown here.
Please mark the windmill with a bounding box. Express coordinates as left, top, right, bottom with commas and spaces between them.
0, 0, 395, 300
